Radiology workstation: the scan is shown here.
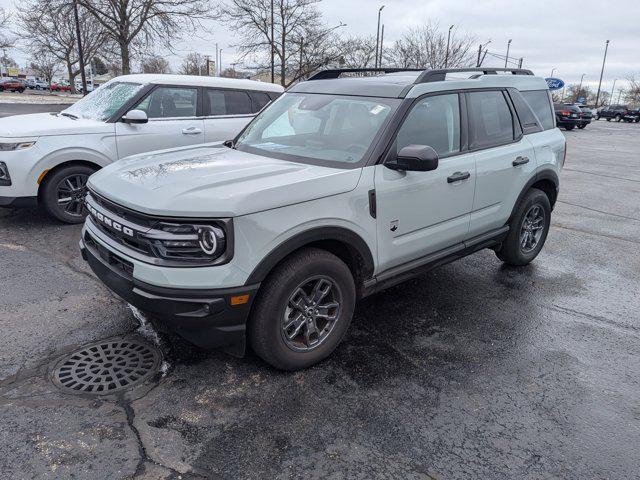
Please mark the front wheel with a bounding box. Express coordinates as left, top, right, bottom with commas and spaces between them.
249, 248, 355, 370
41, 164, 97, 223
615, 114, 622, 122
578, 124, 586, 129
496, 188, 551, 266
565, 125, 575, 130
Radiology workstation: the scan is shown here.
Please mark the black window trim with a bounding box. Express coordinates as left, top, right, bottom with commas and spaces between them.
506, 87, 544, 135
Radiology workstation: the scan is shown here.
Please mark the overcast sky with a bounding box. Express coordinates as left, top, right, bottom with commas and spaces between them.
3, 0, 638, 93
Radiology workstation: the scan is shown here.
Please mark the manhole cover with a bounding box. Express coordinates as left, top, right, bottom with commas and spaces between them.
52, 337, 162, 395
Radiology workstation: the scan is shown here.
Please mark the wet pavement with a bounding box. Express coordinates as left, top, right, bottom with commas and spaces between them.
1, 118, 639, 479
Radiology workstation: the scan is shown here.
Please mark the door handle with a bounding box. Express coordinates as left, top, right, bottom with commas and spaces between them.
182, 127, 202, 135
447, 171, 471, 183
512, 156, 530, 166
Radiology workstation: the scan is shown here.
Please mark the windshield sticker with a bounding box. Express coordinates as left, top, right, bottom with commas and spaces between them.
370, 105, 386, 115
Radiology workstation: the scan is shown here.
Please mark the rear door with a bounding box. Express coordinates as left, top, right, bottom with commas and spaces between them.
115, 85, 204, 158
203, 89, 258, 143
466, 89, 536, 238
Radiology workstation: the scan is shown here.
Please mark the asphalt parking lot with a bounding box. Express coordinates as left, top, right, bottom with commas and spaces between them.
1, 115, 639, 479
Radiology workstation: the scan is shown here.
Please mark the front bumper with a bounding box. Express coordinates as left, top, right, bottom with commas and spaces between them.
80, 234, 259, 356
0, 195, 38, 208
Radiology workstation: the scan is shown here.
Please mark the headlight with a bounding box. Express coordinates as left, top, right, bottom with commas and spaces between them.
0, 162, 11, 186
0, 141, 36, 151
142, 222, 229, 263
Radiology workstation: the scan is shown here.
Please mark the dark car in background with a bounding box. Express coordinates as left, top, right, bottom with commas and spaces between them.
597, 105, 628, 122
554, 104, 581, 130
575, 104, 593, 129
0, 78, 25, 93
623, 107, 640, 123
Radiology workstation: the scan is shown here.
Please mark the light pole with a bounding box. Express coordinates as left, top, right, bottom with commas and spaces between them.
550, 67, 556, 77
504, 39, 512, 68
445, 24, 454, 68
374, 5, 385, 69
476, 40, 490, 67
594, 39, 610, 108
610, 79, 617, 105
219, 49, 223, 75
270, 0, 275, 83
576, 73, 586, 102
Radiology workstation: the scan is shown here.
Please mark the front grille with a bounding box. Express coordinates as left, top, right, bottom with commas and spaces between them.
85, 190, 234, 267
85, 231, 134, 277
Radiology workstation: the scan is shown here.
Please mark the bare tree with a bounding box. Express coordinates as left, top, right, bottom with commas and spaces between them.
624, 75, 640, 106
78, 0, 211, 75
386, 24, 476, 69
179, 52, 206, 75
0, 8, 13, 50
18, 1, 108, 92
221, 0, 344, 86
29, 51, 60, 85
141, 55, 172, 74
334, 36, 377, 69
566, 84, 593, 104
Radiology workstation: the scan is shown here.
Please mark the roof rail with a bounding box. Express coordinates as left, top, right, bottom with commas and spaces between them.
308, 68, 425, 80
414, 68, 534, 84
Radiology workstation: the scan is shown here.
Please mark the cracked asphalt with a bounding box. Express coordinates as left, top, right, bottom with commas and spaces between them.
1, 115, 639, 479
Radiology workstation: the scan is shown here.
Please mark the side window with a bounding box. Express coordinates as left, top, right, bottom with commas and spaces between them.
134, 87, 197, 119
521, 90, 554, 130
508, 89, 543, 135
206, 89, 252, 116
468, 91, 514, 149
396, 93, 461, 156
249, 92, 272, 112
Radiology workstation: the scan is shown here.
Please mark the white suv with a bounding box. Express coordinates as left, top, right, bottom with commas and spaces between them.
0, 74, 283, 222
80, 68, 565, 370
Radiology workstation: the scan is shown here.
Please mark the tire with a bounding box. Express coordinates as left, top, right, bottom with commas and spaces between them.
41, 164, 97, 223
249, 248, 356, 370
606, 117, 611, 121
565, 125, 575, 130
0, 86, 4, 92
496, 188, 551, 266
615, 114, 622, 122
578, 124, 586, 129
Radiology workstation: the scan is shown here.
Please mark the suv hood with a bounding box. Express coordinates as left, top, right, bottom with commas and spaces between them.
88, 144, 363, 217
0, 112, 110, 138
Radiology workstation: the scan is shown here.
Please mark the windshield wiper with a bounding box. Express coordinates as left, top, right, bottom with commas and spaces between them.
60, 112, 78, 120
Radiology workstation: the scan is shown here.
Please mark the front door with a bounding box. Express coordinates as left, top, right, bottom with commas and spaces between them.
115, 85, 204, 159
374, 93, 476, 273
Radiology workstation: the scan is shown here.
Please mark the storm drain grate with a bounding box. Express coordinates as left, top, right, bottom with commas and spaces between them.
52, 337, 162, 395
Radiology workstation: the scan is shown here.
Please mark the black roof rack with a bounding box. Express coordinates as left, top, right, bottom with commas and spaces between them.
307, 68, 425, 80
414, 68, 534, 84
307, 67, 534, 83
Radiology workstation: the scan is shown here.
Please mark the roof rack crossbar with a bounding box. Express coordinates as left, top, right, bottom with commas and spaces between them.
415, 68, 534, 84
308, 68, 425, 81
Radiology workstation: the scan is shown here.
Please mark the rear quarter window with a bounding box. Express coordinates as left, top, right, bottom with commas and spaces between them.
521, 90, 555, 130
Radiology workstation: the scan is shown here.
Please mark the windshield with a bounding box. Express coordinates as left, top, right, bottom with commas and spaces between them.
63, 81, 144, 121
235, 93, 399, 166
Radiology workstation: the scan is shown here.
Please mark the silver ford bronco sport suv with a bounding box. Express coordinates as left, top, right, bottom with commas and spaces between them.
80, 67, 565, 370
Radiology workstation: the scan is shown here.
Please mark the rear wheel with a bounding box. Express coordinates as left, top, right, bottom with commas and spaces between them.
496, 188, 551, 266
565, 125, 575, 130
249, 248, 355, 370
578, 124, 586, 129
41, 164, 96, 223
615, 114, 622, 122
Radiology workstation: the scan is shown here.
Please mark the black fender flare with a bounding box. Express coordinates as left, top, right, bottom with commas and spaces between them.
245, 226, 375, 285
509, 168, 560, 222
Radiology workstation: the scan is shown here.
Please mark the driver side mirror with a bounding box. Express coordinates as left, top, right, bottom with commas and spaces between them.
386, 145, 439, 172
122, 109, 148, 125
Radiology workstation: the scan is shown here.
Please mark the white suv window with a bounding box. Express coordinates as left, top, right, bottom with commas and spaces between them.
135, 86, 198, 118
396, 94, 461, 156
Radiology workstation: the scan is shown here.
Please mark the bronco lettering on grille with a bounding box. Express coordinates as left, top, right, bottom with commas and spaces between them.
88, 204, 135, 237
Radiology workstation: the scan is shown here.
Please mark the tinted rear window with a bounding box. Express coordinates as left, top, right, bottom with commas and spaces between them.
467, 90, 514, 149
206, 89, 253, 115
522, 90, 554, 130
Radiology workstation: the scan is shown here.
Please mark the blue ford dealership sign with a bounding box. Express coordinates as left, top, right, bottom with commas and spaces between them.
545, 77, 565, 90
